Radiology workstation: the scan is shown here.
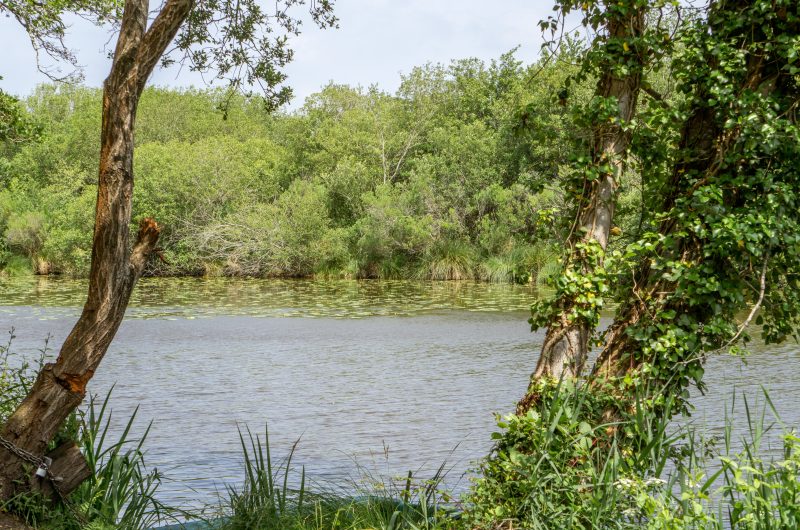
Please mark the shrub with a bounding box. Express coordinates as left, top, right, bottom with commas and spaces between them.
466, 380, 800, 530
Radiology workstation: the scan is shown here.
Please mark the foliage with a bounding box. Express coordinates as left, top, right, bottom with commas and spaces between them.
175, 0, 337, 112
494, 0, 800, 526
527, 0, 679, 351
465, 379, 676, 530
519, 0, 800, 410
467, 381, 800, 530
0, 0, 119, 80
587, 0, 800, 413
0, 51, 576, 281
0, 88, 41, 146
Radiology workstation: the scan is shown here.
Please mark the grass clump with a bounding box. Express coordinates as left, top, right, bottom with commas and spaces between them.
418, 241, 476, 281
480, 244, 558, 285
0, 255, 34, 277
72, 391, 171, 529
210, 426, 457, 530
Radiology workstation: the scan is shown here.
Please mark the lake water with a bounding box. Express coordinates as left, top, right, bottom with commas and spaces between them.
1, 277, 798, 508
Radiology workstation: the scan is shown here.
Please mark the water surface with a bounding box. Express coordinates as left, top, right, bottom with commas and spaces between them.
1, 277, 798, 508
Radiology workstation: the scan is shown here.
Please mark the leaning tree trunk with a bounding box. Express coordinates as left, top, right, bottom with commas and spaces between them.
0, 0, 193, 501
590, 105, 721, 382
591, 6, 780, 385
520, 4, 645, 401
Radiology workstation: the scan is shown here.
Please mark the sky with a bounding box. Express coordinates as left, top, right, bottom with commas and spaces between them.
0, 0, 553, 108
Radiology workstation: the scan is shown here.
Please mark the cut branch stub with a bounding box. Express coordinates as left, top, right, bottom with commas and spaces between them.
131, 217, 161, 279
33, 441, 92, 500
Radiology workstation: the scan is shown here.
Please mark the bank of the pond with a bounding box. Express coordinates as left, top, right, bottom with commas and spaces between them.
1, 242, 563, 282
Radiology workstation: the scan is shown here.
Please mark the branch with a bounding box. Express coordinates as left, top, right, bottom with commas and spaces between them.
135, 0, 194, 94
642, 85, 665, 103
723, 253, 770, 350
130, 217, 161, 280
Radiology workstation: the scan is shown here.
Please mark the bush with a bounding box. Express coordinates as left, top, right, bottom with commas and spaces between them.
465, 380, 800, 530
465, 379, 646, 529
4, 212, 45, 258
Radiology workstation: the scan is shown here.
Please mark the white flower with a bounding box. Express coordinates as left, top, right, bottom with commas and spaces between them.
615, 477, 636, 490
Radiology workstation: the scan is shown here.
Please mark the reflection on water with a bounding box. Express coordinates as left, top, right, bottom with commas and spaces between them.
0, 276, 540, 319
0, 276, 798, 509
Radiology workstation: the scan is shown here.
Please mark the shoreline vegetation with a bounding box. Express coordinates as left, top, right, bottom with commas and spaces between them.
3, 0, 800, 524
0, 51, 635, 285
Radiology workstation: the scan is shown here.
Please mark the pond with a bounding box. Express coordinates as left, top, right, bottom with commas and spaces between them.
1, 277, 798, 508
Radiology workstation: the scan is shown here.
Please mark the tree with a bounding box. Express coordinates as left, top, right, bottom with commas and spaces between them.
522, 0, 800, 418
0, 88, 40, 146
590, 0, 800, 413
0, 0, 335, 502
472, 1, 800, 525
521, 0, 651, 385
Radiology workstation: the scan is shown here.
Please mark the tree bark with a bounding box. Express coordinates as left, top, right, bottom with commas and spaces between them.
590, 4, 783, 384
34, 441, 93, 499
0, 0, 193, 502
524, 5, 645, 390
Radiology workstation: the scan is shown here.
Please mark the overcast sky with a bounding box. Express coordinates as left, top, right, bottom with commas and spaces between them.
0, 1, 553, 108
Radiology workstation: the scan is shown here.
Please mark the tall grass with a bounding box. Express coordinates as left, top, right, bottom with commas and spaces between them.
465, 378, 658, 529
212, 425, 455, 530
480, 244, 559, 285
418, 242, 475, 281
73, 390, 173, 529
647, 390, 800, 529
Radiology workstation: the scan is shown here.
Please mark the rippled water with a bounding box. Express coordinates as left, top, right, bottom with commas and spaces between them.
1, 277, 798, 509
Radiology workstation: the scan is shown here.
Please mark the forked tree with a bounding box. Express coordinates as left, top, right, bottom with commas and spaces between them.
0, 0, 335, 502
520, 0, 800, 419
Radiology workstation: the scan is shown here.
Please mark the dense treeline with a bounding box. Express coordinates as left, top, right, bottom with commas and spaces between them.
0, 51, 616, 282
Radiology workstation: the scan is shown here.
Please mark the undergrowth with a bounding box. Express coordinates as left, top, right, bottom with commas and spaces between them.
465, 379, 800, 530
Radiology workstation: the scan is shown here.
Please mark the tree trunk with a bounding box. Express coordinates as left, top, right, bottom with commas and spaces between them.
590, 12, 778, 384
523, 5, 645, 391
0, 0, 193, 502
590, 104, 719, 382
